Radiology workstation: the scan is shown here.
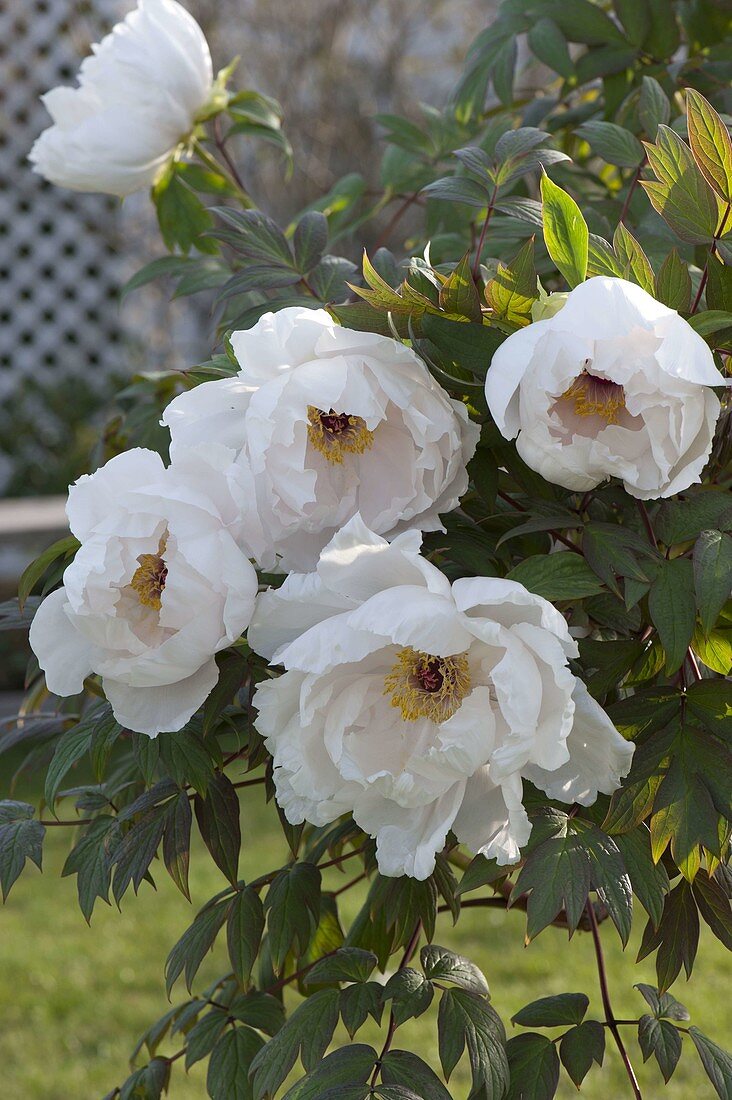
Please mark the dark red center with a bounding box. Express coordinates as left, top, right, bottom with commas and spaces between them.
320, 409, 351, 435
416, 659, 444, 693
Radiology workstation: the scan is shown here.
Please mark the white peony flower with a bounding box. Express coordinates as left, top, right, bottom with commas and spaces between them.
29, 0, 213, 197
162, 307, 480, 572
29, 446, 257, 737
248, 516, 633, 879
486, 277, 726, 499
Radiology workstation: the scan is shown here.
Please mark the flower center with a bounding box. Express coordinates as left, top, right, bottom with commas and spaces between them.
307, 405, 374, 465
130, 537, 168, 610
560, 370, 626, 425
384, 647, 471, 723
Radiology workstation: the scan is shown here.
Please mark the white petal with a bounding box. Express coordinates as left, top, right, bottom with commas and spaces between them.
354, 782, 466, 880
102, 657, 220, 736
29, 588, 97, 696
524, 679, 634, 804
66, 449, 166, 541
453, 769, 531, 865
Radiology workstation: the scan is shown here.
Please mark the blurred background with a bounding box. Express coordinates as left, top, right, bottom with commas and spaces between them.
1, 4, 730, 1099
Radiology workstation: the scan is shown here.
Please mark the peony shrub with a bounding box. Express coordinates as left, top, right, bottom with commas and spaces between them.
4, 0, 732, 1097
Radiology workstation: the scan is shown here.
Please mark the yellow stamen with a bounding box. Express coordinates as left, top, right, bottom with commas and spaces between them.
307, 405, 374, 464
560, 371, 626, 425
130, 536, 168, 610
384, 647, 471, 724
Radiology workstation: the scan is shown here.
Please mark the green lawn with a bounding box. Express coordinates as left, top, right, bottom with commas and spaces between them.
0, 780, 729, 1100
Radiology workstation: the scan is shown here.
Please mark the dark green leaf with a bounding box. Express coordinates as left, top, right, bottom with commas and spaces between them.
383, 968, 434, 1026
692, 871, 732, 951
381, 1050, 452, 1100
648, 558, 696, 674
439, 253, 483, 322
0, 817, 44, 900
283, 1045, 377, 1100
437, 988, 508, 1096
249, 989, 340, 1098
694, 530, 732, 634
638, 1016, 682, 1082
165, 898, 230, 994
293, 211, 328, 275
512, 993, 588, 1028
511, 832, 591, 939
655, 249, 692, 311
45, 704, 112, 808
507, 554, 603, 601
18, 535, 79, 610
265, 863, 321, 970
62, 815, 119, 921
339, 981, 385, 1037
228, 886, 265, 985
207, 1026, 264, 1100
159, 729, 214, 795
634, 983, 690, 1021
577, 120, 644, 168
194, 771, 241, 885
614, 828, 669, 928
162, 790, 192, 901
559, 1021, 605, 1087
305, 947, 377, 986
639, 76, 671, 137
506, 1033, 560, 1100
421, 945, 489, 994
527, 18, 573, 79
689, 1026, 732, 1099
422, 177, 490, 209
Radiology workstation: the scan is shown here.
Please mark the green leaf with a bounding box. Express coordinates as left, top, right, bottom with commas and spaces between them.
692, 870, 732, 951
507, 554, 603, 601
484, 237, 538, 325
655, 249, 692, 311
120, 255, 195, 300
18, 534, 79, 611
62, 815, 119, 921
184, 1009, 227, 1069
527, 18, 573, 79
265, 863, 321, 970
0, 817, 44, 900
637, 880, 699, 992
283, 1046, 377, 1100
112, 806, 167, 904
511, 832, 591, 939
638, 1016, 682, 1082
249, 989, 340, 1098
540, 173, 589, 287
439, 253, 483, 322
655, 489, 732, 545
382, 968, 434, 1025
614, 828, 670, 928
559, 1021, 605, 1087
575, 823, 633, 945
153, 170, 213, 254
506, 1033, 560, 1100
229, 991, 285, 1037
211, 207, 294, 267
694, 530, 732, 634
437, 988, 508, 1096
421, 945, 489, 994
650, 740, 721, 879
587, 233, 624, 278
689, 1026, 732, 1099
202, 650, 249, 736
578, 120, 644, 168
45, 704, 113, 808
639, 76, 671, 138
648, 557, 696, 674
422, 176, 490, 209
162, 790, 192, 901
634, 983, 690, 1021
207, 1026, 264, 1100
551, 0, 628, 44
305, 947, 377, 986
686, 679, 732, 737
512, 993, 588, 1028
293, 211, 328, 275
381, 1051, 452, 1100
642, 125, 722, 244
612, 222, 655, 293
165, 898, 230, 994
227, 887, 265, 985
339, 982, 384, 1037
159, 729, 214, 795
194, 771, 241, 885
686, 89, 732, 203
420, 314, 504, 376
706, 254, 732, 313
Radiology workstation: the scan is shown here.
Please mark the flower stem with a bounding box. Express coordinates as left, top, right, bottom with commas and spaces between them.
691, 201, 732, 313
619, 156, 646, 226
371, 921, 422, 1087
472, 185, 499, 281
586, 899, 643, 1100
192, 137, 253, 208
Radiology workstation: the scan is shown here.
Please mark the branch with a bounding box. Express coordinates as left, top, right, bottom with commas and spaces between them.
371, 921, 422, 1087
372, 189, 423, 253
586, 899, 643, 1100
691, 201, 732, 313
619, 156, 646, 226
472, 184, 499, 281
497, 489, 583, 554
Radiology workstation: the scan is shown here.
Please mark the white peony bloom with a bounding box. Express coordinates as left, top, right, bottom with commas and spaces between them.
486, 277, 725, 499
29, 0, 213, 197
248, 516, 633, 879
162, 307, 480, 572
29, 446, 257, 737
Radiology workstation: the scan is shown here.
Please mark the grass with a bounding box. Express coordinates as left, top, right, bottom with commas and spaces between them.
0, 779, 729, 1100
